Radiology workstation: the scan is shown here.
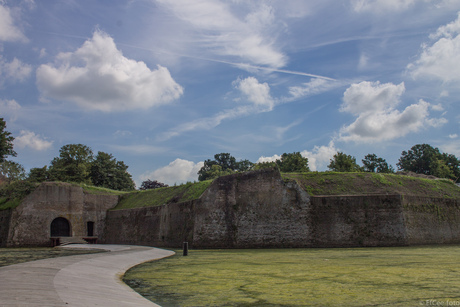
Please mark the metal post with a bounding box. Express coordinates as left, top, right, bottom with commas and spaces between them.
183, 241, 188, 256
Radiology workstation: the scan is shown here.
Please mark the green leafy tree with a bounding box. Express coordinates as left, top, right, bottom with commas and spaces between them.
198, 153, 252, 181
397, 144, 460, 181
48, 144, 94, 183
90, 151, 135, 191
253, 161, 279, 171
397, 144, 441, 175
362, 154, 394, 173
0, 118, 16, 162
139, 179, 168, 190
28, 166, 50, 182
276, 152, 310, 173
328, 152, 362, 172
0, 160, 26, 183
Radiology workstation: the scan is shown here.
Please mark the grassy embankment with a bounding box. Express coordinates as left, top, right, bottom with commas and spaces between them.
112, 180, 213, 210
2, 172, 459, 211
283, 172, 460, 198
124, 245, 460, 306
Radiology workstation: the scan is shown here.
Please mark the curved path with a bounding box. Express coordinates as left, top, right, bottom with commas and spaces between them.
0, 245, 175, 306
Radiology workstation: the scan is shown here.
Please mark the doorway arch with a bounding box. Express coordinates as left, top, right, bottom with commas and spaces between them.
50, 217, 71, 237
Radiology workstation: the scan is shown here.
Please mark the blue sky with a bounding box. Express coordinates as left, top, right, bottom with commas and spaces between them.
1, 0, 460, 187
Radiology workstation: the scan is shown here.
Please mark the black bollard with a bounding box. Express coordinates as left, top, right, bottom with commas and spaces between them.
183, 241, 188, 256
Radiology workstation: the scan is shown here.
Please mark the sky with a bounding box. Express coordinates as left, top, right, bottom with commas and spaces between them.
1, 0, 460, 187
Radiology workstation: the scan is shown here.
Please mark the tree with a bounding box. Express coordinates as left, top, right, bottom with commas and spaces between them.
362, 154, 394, 173
48, 144, 94, 183
0, 118, 16, 162
90, 151, 135, 191
28, 166, 50, 182
198, 153, 251, 181
140, 179, 169, 190
0, 160, 26, 183
253, 161, 278, 171
397, 144, 441, 175
397, 144, 460, 181
276, 152, 310, 173
328, 152, 362, 172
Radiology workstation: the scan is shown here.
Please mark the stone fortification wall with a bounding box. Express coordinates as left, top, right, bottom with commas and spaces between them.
0, 209, 11, 247
309, 195, 408, 247
192, 169, 311, 248
104, 169, 460, 249
5, 182, 119, 246
101, 201, 195, 247
402, 196, 460, 245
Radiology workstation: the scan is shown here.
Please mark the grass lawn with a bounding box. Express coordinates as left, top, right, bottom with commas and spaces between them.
0, 247, 105, 267
124, 245, 460, 306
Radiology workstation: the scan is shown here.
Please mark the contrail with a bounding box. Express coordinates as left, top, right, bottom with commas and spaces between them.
39, 30, 336, 81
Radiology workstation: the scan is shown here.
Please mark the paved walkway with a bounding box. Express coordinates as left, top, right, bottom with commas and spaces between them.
0, 245, 175, 306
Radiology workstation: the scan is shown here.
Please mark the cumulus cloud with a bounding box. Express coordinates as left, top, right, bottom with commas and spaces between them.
156, 0, 286, 68
339, 81, 446, 142
14, 130, 53, 151
256, 154, 281, 163
0, 56, 32, 84
0, 4, 27, 42
234, 76, 274, 110
408, 12, 460, 83
140, 158, 204, 185
301, 141, 338, 171
36, 30, 183, 112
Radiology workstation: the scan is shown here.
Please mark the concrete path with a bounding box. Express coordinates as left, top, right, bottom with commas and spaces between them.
0, 245, 175, 306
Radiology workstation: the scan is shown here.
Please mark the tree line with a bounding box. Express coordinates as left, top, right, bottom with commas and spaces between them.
0, 118, 135, 191
198, 146, 460, 182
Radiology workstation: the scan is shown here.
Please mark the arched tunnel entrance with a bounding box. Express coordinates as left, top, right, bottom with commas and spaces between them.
50, 217, 71, 237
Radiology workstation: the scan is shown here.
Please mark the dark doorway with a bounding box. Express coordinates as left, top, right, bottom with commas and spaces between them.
87, 221, 94, 237
50, 217, 71, 237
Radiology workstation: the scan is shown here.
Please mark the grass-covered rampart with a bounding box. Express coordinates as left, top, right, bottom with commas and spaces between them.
113, 180, 213, 210
283, 172, 460, 198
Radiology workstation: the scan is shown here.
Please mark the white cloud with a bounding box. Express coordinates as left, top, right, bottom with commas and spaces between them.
156, 0, 286, 68
351, 0, 424, 13
36, 30, 183, 112
235, 76, 274, 110
339, 82, 445, 142
340, 81, 405, 115
408, 12, 460, 83
0, 98, 21, 121
14, 130, 53, 151
0, 4, 27, 42
256, 154, 281, 163
160, 76, 274, 140
140, 158, 204, 185
301, 141, 338, 171
449, 134, 458, 139
0, 57, 32, 84
288, 78, 339, 100
431, 103, 444, 111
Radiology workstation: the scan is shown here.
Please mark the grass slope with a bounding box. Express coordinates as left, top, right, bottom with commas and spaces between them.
113, 180, 212, 210
283, 172, 460, 198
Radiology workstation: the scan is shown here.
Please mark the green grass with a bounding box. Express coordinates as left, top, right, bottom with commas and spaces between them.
283, 172, 460, 197
113, 180, 212, 210
124, 246, 460, 306
0, 181, 39, 211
